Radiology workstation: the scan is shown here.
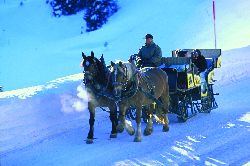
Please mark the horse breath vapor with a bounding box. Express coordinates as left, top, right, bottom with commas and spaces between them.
60, 85, 89, 113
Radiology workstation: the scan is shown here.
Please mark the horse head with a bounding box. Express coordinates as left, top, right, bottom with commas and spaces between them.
81, 51, 107, 85
110, 60, 138, 100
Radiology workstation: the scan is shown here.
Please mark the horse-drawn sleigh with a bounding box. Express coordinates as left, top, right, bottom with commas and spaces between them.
161, 49, 221, 122
126, 49, 221, 122
80, 49, 221, 143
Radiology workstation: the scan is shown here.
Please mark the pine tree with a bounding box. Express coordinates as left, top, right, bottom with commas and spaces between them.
84, 0, 118, 32
48, 0, 87, 17
47, 0, 119, 32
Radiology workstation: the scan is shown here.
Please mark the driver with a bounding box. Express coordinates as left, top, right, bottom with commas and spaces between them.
136, 34, 162, 68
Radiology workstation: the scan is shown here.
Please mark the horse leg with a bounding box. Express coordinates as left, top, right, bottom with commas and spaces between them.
124, 106, 135, 136
116, 104, 126, 133
162, 115, 169, 132
134, 105, 142, 142
109, 103, 118, 138
86, 102, 95, 144
160, 90, 170, 132
144, 105, 153, 136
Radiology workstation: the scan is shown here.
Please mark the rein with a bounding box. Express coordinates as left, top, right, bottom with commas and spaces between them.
113, 65, 140, 101
113, 66, 165, 109
84, 77, 115, 101
83, 59, 115, 101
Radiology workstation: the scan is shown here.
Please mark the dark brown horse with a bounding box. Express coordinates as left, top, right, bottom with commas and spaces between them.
110, 60, 170, 142
81, 51, 118, 144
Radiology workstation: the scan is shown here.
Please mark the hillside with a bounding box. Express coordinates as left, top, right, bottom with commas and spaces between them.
1, 0, 250, 165
0, 0, 250, 90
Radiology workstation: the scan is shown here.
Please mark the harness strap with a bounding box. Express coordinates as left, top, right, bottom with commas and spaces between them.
138, 71, 155, 95
137, 86, 165, 109
136, 71, 165, 109
100, 107, 110, 113
105, 72, 111, 90
116, 79, 139, 101
85, 82, 115, 101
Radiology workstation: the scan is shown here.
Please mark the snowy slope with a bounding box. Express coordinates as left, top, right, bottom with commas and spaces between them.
0, 0, 84, 90
0, 46, 250, 165
1, 0, 250, 165
1, 0, 250, 90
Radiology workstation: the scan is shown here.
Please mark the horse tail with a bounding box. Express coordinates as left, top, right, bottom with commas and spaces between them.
160, 71, 170, 113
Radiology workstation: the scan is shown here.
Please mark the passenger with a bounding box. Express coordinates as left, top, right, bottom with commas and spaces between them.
136, 34, 162, 68
175, 49, 188, 57
169, 49, 189, 71
191, 49, 208, 93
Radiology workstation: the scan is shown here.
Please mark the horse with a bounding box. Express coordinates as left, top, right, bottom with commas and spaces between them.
110, 60, 170, 142
81, 51, 118, 144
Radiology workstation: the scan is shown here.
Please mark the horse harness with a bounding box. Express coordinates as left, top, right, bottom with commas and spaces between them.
113, 65, 164, 109
112, 64, 140, 101
83, 59, 114, 101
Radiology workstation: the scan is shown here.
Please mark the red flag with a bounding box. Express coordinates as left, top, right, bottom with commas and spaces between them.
212, 0, 217, 49
213, 0, 216, 20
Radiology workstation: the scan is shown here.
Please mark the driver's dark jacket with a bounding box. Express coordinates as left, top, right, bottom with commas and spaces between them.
137, 42, 162, 67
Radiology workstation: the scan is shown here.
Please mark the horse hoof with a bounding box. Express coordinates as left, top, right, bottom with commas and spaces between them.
110, 133, 117, 138
162, 126, 169, 132
117, 125, 125, 133
143, 128, 153, 136
86, 138, 94, 144
134, 137, 142, 142
125, 126, 135, 136
127, 128, 135, 136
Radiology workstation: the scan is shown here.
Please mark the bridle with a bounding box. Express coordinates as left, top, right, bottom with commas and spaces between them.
82, 56, 115, 100
112, 63, 139, 100
112, 64, 133, 89
82, 58, 99, 85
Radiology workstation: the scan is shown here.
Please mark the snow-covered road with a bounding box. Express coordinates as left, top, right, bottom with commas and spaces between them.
1, 47, 250, 165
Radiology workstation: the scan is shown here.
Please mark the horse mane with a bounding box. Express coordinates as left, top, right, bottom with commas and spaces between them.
116, 60, 137, 80
124, 62, 136, 80
93, 57, 108, 84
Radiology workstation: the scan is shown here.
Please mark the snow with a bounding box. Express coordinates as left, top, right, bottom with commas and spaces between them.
1, 0, 250, 165
239, 113, 250, 124
1, 0, 250, 91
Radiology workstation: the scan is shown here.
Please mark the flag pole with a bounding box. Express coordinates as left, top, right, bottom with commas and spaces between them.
213, 0, 217, 49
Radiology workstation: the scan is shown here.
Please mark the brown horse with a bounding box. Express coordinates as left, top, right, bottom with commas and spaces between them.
110, 60, 170, 142
81, 51, 118, 144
